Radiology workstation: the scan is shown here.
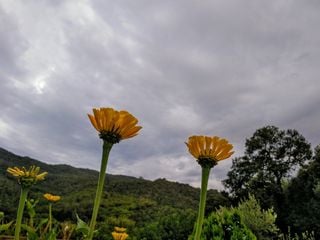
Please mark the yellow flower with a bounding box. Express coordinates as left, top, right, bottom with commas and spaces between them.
186, 135, 234, 168
88, 107, 142, 143
112, 232, 128, 240
112, 227, 128, 240
7, 166, 48, 188
43, 193, 61, 202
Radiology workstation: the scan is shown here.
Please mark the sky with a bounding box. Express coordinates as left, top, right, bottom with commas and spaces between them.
0, 0, 319, 190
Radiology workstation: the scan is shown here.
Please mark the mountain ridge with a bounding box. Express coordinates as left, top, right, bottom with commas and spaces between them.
0, 146, 199, 188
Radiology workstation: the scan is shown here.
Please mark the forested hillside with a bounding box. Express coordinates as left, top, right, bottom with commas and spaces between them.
0, 147, 229, 239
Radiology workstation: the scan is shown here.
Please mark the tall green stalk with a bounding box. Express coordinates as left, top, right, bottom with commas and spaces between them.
15, 187, 29, 240
87, 141, 113, 240
48, 203, 52, 231
194, 167, 211, 240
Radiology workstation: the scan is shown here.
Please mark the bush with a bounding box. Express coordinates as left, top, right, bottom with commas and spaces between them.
237, 194, 279, 239
189, 207, 257, 240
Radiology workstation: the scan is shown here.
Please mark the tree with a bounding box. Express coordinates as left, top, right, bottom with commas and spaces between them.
224, 126, 312, 228
157, 208, 196, 240
285, 145, 320, 238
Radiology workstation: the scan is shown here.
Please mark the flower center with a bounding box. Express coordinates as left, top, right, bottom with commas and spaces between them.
19, 177, 37, 188
99, 131, 121, 144
197, 157, 217, 168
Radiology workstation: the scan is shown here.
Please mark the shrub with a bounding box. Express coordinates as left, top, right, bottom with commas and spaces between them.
189, 207, 257, 240
237, 194, 279, 239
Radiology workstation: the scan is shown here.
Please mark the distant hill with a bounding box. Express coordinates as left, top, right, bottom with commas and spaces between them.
0, 147, 230, 239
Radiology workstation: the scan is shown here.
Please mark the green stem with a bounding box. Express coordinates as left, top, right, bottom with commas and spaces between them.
87, 141, 113, 240
48, 203, 52, 232
15, 188, 29, 240
194, 167, 211, 240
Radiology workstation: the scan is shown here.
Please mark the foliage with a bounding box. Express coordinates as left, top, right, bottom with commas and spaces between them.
224, 126, 312, 229
156, 207, 196, 240
285, 145, 320, 238
0, 146, 228, 220
237, 194, 279, 240
0, 212, 13, 235
190, 195, 278, 240
0, 147, 229, 239
189, 206, 257, 240
279, 228, 315, 240
75, 213, 90, 238
1, 126, 317, 239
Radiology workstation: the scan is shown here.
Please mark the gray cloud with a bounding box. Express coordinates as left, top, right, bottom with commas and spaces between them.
0, 0, 319, 190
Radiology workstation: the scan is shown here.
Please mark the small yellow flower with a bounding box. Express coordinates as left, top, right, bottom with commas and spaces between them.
88, 107, 142, 143
186, 135, 234, 168
43, 193, 61, 202
112, 227, 128, 240
112, 232, 128, 240
7, 166, 48, 188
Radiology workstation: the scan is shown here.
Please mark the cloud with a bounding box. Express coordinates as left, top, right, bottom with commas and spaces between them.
0, 0, 319, 190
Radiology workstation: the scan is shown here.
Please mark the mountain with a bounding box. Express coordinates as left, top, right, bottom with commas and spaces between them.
0, 147, 230, 239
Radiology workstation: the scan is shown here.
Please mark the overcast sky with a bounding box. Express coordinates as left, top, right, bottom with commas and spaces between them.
0, 0, 319, 190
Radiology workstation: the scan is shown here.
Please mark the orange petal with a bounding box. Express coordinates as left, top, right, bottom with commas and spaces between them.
121, 126, 142, 139
205, 136, 212, 155
88, 114, 99, 131
93, 109, 102, 130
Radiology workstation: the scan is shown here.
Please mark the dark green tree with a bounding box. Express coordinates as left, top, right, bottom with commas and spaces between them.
285, 145, 320, 238
224, 126, 312, 229
157, 208, 196, 240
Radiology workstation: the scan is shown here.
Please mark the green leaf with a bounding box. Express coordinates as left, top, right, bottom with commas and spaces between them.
0, 221, 13, 233
36, 218, 48, 231
75, 213, 90, 236
21, 224, 38, 240
46, 230, 57, 240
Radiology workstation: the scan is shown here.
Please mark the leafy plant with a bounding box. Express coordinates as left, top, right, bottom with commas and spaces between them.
237, 194, 279, 239
0, 212, 13, 235
189, 207, 257, 240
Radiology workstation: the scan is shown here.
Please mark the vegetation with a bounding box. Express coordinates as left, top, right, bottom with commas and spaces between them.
188, 195, 278, 240
1, 124, 319, 239
284, 146, 320, 239
236, 194, 279, 240
224, 125, 319, 239
0, 147, 228, 239
194, 206, 257, 240
224, 126, 312, 229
